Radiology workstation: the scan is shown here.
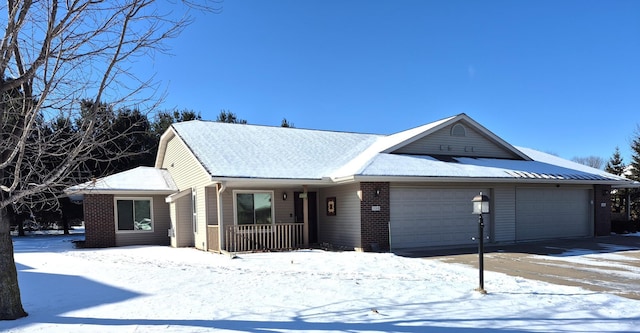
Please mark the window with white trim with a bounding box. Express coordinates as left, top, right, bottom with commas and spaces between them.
115, 198, 153, 232
235, 191, 273, 225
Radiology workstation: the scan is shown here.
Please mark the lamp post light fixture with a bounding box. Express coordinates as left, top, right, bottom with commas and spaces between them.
472, 192, 490, 294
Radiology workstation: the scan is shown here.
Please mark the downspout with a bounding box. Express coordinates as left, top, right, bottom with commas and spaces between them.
217, 182, 226, 252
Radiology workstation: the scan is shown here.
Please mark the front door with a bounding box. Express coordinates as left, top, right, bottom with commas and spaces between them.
294, 191, 318, 244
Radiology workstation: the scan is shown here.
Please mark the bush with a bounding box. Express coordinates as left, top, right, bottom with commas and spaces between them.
611, 219, 639, 234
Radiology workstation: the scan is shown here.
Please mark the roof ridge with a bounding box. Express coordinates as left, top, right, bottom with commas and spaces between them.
172, 119, 385, 136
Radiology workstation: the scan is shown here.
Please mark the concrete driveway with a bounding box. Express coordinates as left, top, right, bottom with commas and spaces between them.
401, 235, 640, 300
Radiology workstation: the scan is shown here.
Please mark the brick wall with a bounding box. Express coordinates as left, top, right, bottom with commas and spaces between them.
83, 194, 116, 247
360, 182, 390, 252
594, 185, 612, 236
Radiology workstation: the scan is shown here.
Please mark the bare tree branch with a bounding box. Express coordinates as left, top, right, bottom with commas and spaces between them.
0, 0, 219, 320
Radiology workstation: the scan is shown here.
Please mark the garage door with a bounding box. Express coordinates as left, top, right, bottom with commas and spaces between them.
516, 188, 591, 241
390, 188, 489, 249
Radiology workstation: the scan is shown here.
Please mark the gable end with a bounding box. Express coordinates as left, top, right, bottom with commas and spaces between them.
391, 120, 525, 159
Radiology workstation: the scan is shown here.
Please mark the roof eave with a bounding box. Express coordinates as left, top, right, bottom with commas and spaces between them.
209, 176, 334, 188
65, 189, 178, 196
350, 175, 630, 185
154, 127, 177, 168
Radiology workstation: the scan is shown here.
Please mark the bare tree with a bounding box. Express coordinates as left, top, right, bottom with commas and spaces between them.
0, 0, 217, 320
571, 156, 605, 169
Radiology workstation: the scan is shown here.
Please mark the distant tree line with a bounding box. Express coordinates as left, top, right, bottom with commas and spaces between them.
9, 106, 294, 236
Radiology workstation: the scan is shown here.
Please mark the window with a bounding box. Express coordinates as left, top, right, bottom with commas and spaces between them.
451, 123, 466, 137
235, 192, 273, 225
116, 198, 152, 232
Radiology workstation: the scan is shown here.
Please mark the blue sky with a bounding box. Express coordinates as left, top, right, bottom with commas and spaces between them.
146, 0, 640, 164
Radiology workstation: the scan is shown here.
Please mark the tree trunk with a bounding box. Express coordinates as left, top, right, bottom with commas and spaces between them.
62, 211, 70, 235
0, 207, 28, 320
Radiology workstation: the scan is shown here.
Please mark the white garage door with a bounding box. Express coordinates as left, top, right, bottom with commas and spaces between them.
516, 188, 591, 241
390, 188, 489, 249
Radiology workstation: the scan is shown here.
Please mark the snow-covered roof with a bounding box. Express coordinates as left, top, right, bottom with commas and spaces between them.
164, 115, 633, 186
358, 149, 628, 182
171, 121, 381, 179
94, 113, 634, 189
66, 166, 178, 194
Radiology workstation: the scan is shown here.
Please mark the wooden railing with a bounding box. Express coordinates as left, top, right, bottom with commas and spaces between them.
223, 223, 304, 252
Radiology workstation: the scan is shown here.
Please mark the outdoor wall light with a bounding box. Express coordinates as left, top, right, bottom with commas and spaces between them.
282, 192, 287, 201
471, 192, 490, 294
375, 188, 381, 197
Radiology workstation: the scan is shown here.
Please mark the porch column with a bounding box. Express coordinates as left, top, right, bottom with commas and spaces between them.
303, 185, 309, 247
217, 183, 226, 251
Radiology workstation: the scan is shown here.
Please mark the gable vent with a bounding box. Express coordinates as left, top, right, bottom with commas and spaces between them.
451, 123, 466, 137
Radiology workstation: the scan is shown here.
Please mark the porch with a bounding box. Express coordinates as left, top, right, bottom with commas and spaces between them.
207, 223, 305, 253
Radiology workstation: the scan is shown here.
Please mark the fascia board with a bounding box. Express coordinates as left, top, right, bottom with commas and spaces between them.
456, 114, 532, 161
67, 189, 177, 196
380, 115, 456, 154
165, 188, 193, 203
154, 128, 176, 168
164, 126, 213, 179
380, 114, 532, 161
350, 175, 629, 186
209, 176, 333, 188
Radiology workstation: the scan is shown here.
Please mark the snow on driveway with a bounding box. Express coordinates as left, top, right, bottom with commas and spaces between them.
1, 234, 639, 332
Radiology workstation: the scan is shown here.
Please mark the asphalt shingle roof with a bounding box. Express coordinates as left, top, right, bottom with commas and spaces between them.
67, 166, 178, 193
172, 119, 629, 183
171, 121, 381, 179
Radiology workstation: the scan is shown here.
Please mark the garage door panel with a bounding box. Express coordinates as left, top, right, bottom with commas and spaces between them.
516, 188, 591, 241
390, 188, 488, 249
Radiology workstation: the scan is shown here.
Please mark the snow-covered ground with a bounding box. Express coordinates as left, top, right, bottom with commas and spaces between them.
2, 233, 640, 333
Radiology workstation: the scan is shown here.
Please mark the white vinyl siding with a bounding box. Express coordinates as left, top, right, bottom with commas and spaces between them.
392, 122, 519, 159
161, 135, 211, 190
161, 135, 215, 250
515, 187, 592, 241
389, 187, 489, 249
318, 183, 362, 249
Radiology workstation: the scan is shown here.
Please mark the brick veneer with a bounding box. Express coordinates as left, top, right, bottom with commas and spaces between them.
594, 185, 612, 236
360, 182, 390, 252
83, 194, 116, 247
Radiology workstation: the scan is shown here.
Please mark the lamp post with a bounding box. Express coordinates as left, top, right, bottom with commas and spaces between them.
472, 192, 490, 294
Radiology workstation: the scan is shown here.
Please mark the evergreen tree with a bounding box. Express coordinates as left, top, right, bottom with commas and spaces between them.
152, 109, 202, 139
630, 125, 640, 182
281, 118, 295, 128
605, 146, 625, 176
605, 146, 627, 215
629, 125, 640, 220
216, 110, 247, 124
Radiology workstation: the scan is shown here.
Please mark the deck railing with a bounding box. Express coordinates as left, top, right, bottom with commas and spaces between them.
222, 223, 304, 252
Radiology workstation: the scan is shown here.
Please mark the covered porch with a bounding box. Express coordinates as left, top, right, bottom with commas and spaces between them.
204, 184, 317, 253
